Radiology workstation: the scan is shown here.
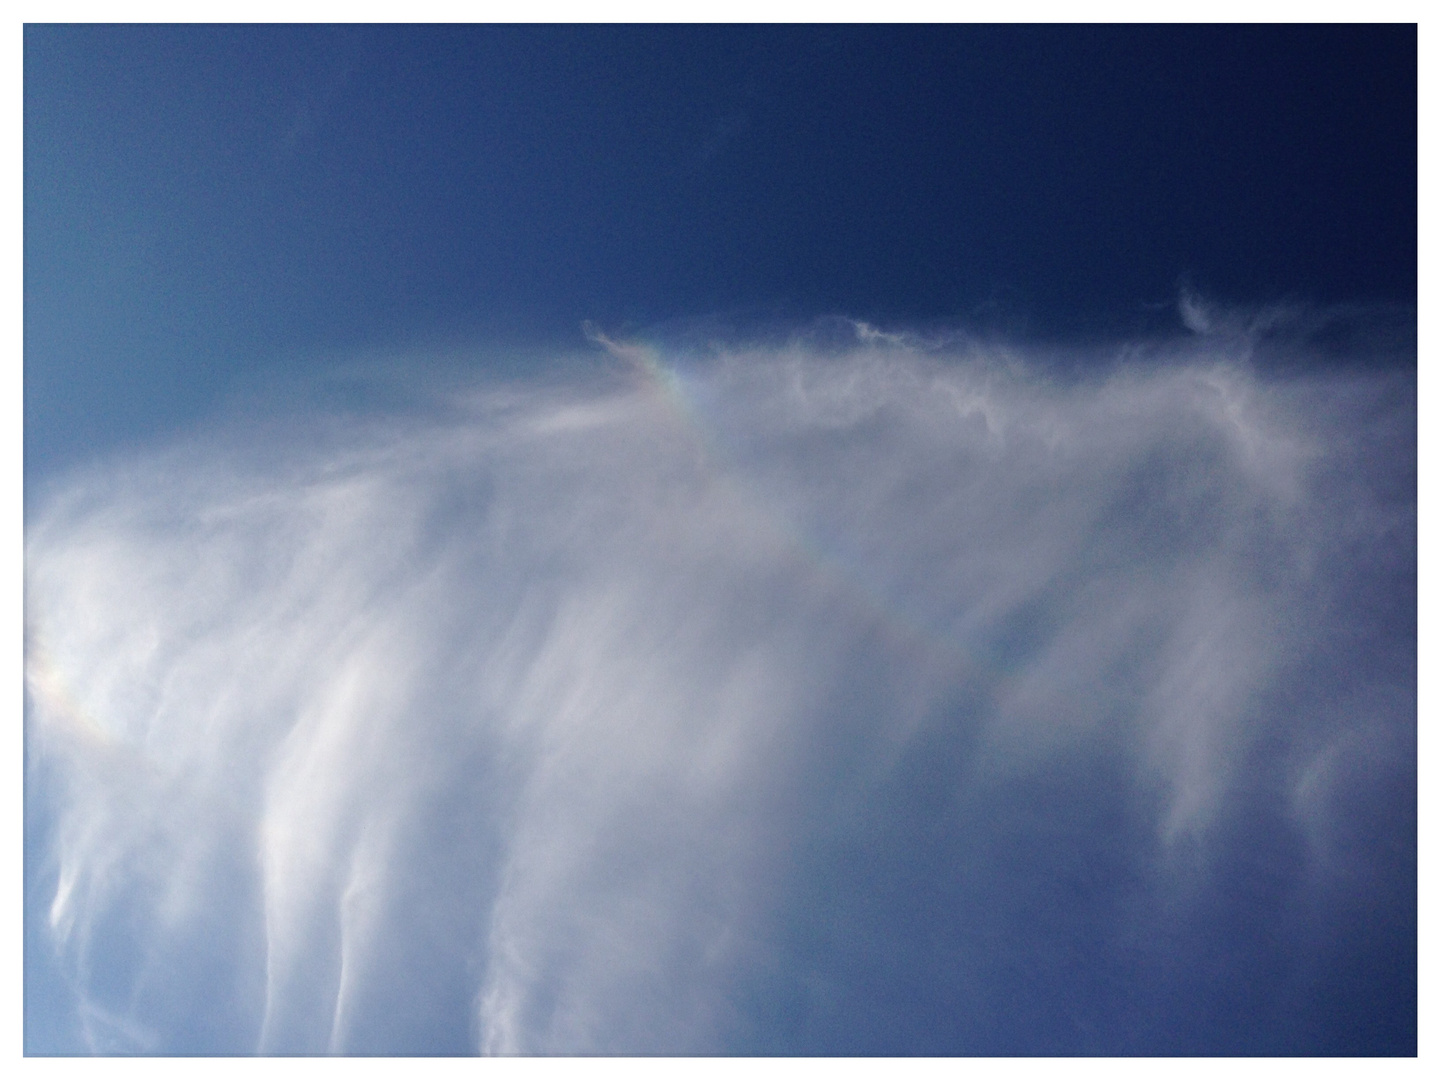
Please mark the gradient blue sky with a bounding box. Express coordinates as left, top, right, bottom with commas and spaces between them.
25, 23, 1416, 480
23, 21, 1417, 1057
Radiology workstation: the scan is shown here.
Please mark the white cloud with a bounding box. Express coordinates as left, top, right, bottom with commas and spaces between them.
24, 324, 1414, 1053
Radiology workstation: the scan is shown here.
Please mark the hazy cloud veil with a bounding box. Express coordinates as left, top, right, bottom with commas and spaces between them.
24, 312, 1415, 1054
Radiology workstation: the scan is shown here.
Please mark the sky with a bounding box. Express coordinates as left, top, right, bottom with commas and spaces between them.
22, 23, 1417, 1056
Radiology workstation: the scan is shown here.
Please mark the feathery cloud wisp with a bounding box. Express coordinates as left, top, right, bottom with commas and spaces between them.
25, 324, 1415, 1054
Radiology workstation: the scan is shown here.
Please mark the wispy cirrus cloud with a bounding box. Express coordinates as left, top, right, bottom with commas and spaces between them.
24, 313, 1415, 1054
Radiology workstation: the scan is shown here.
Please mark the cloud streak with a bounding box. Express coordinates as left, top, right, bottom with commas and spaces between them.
24, 317, 1415, 1054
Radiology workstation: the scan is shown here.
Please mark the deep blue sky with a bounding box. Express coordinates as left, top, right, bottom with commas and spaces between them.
25, 24, 1416, 480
